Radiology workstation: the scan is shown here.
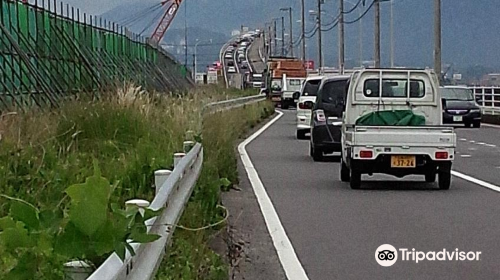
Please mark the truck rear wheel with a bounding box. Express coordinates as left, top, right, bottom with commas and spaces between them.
340, 158, 350, 182
438, 170, 451, 190
350, 170, 361, 189
281, 100, 289, 109
296, 130, 307, 140
311, 144, 323, 161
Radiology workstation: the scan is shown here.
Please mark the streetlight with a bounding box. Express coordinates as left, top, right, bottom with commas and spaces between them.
280, 7, 294, 57
194, 38, 212, 79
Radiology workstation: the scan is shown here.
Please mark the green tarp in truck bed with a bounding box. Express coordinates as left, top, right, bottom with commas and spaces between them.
355, 110, 426, 126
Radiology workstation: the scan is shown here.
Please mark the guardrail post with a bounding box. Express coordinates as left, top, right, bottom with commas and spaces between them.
63, 261, 92, 280
174, 153, 186, 168
183, 141, 195, 153
154, 169, 172, 194
185, 130, 195, 141
126, 199, 150, 216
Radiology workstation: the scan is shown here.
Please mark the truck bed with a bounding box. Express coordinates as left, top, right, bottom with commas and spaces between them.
345, 125, 456, 148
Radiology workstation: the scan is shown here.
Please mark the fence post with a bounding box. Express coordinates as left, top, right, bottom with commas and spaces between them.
174, 153, 186, 168
183, 141, 195, 153
154, 169, 172, 194
63, 260, 93, 280
126, 199, 150, 216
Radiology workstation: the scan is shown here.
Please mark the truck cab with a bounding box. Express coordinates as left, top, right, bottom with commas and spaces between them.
341, 69, 456, 190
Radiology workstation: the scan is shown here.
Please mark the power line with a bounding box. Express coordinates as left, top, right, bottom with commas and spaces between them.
118, 3, 162, 27
138, 6, 165, 35
344, 0, 377, 24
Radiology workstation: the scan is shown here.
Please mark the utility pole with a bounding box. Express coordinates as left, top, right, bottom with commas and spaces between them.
273, 19, 277, 56
301, 0, 306, 61
289, 8, 293, 57
317, 0, 323, 71
339, 0, 345, 74
184, 0, 188, 68
280, 7, 294, 57
358, 3, 363, 67
434, 0, 442, 84
374, 0, 380, 68
390, 0, 394, 67
281, 16, 285, 56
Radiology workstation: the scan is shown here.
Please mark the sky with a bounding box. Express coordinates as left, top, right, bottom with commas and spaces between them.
63, 0, 500, 71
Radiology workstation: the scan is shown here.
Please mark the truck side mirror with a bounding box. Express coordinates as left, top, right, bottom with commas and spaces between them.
293, 91, 300, 100
441, 98, 447, 109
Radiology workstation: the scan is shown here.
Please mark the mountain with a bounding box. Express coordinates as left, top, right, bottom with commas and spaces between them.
68, 0, 500, 72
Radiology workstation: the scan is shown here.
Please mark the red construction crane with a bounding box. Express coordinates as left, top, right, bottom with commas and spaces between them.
150, 0, 183, 46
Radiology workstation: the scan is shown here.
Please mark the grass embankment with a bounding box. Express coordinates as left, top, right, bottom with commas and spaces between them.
155, 101, 274, 280
0, 84, 270, 278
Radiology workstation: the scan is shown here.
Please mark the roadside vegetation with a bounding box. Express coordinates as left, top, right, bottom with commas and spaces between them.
0, 84, 272, 279
155, 101, 274, 280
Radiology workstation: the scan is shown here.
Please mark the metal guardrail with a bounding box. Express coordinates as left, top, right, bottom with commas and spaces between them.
469, 86, 500, 115
204, 94, 267, 114
86, 94, 267, 280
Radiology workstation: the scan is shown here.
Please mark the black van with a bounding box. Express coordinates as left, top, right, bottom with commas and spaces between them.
310, 75, 351, 161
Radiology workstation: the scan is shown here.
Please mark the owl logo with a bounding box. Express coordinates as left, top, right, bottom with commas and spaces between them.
378, 250, 395, 261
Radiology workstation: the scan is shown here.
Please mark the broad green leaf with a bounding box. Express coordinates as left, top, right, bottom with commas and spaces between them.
92, 222, 116, 256
130, 231, 161, 243
0, 223, 31, 251
10, 201, 39, 230
39, 209, 63, 234
114, 242, 126, 261
0, 216, 16, 230
124, 242, 136, 257
5, 252, 37, 280
55, 222, 89, 258
66, 164, 111, 237
143, 208, 163, 221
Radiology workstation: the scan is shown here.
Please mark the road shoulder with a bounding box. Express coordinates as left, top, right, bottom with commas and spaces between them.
221, 113, 287, 280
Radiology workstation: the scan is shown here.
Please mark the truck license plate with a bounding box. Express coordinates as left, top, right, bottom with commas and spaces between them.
391, 155, 416, 168
453, 116, 463, 122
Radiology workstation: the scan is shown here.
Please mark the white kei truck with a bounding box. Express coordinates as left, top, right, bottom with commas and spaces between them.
340, 69, 457, 190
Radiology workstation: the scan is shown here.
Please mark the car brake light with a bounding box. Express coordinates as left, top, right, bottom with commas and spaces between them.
359, 150, 373, 158
316, 109, 326, 122
298, 103, 306, 109
435, 151, 448, 159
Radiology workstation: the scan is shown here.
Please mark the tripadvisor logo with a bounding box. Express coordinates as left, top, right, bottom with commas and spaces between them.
375, 244, 481, 267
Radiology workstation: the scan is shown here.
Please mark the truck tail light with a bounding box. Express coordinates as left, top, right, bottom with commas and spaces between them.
316, 109, 326, 122
359, 150, 373, 158
298, 102, 306, 109
435, 151, 449, 159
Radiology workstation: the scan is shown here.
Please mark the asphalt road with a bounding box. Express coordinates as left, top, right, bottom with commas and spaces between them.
246, 110, 500, 279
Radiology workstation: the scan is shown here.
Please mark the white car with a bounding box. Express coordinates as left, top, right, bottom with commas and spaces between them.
225, 52, 233, 59
228, 66, 236, 73
296, 76, 324, 139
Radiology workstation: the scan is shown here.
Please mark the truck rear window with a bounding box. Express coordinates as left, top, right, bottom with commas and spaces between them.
364, 79, 425, 98
302, 80, 321, 96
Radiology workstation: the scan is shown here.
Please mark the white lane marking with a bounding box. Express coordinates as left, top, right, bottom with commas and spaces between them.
469, 140, 476, 143
468, 147, 477, 151
477, 142, 486, 145
482, 123, 500, 129
460, 155, 472, 158
459, 138, 467, 141
238, 111, 309, 280
486, 144, 497, 148
452, 171, 500, 193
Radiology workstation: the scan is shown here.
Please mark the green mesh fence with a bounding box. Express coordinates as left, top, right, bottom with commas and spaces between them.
0, 0, 193, 110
